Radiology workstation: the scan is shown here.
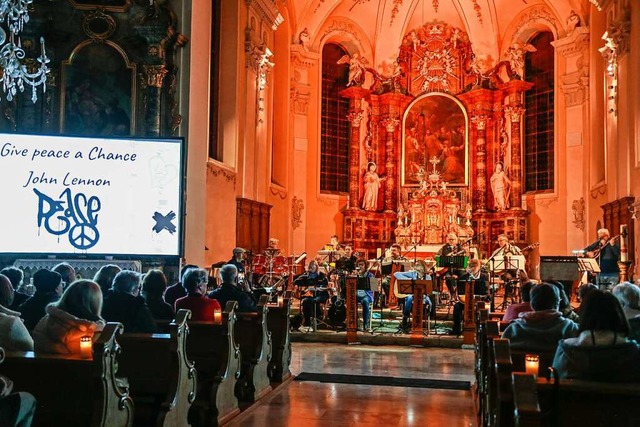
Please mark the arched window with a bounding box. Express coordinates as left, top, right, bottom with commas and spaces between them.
524, 31, 555, 192
320, 43, 350, 194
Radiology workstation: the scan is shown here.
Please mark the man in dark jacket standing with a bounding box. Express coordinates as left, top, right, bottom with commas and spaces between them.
102, 270, 158, 333
208, 264, 257, 312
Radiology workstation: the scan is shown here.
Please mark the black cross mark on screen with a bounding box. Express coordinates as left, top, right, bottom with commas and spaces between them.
152, 211, 177, 234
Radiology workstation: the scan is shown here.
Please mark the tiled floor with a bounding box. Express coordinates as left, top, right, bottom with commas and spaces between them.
228, 343, 477, 426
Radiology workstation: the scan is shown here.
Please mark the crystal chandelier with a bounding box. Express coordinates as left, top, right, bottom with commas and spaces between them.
0, 0, 50, 102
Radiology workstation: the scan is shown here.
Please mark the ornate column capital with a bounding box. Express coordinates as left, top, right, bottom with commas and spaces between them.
552, 27, 590, 58
381, 117, 399, 133
290, 44, 319, 68
504, 105, 525, 123
290, 87, 310, 115
347, 110, 364, 127
143, 65, 168, 88
471, 114, 488, 131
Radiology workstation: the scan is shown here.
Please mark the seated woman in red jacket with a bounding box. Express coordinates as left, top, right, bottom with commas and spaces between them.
175, 268, 221, 321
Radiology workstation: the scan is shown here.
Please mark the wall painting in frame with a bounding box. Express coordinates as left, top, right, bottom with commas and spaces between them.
60, 40, 136, 137
401, 92, 469, 187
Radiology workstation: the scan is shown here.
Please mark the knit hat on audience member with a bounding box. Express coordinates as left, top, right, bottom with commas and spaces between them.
33, 269, 62, 293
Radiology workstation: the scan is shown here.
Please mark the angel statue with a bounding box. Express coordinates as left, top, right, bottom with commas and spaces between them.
337, 53, 368, 87
505, 42, 537, 79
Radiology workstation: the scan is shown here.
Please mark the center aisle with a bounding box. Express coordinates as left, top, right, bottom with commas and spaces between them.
227, 343, 477, 426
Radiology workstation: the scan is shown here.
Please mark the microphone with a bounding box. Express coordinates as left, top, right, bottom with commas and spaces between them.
294, 252, 307, 264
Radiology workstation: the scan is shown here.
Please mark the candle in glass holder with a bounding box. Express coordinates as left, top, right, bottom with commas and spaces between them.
525, 354, 539, 376
277, 296, 284, 307
80, 336, 93, 358
376, 248, 382, 258
213, 308, 222, 324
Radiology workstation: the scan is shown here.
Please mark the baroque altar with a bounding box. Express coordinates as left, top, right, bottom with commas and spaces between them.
341, 21, 534, 259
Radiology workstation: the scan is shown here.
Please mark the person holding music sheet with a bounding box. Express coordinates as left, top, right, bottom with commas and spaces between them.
326, 235, 343, 251
584, 228, 620, 289
381, 244, 404, 306
452, 259, 489, 335
437, 233, 465, 297
295, 260, 329, 326
355, 260, 374, 330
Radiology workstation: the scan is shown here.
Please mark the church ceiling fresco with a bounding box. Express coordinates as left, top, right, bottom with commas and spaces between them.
289, 0, 581, 75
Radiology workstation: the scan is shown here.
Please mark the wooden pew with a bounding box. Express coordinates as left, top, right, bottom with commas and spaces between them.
234, 294, 273, 402
495, 337, 640, 427
266, 293, 292, 384
512, 369, 640, 427
492, 338, 515, 427
480, 320, 500, 427
117, 309, 196, 427
186, 301, 241, 426
473, 305, 488, 422
0, 323, 133, 427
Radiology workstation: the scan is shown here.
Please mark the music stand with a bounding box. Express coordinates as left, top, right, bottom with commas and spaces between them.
395, 279, 433, 339
436, 255, 468, 303
294, 275, 332, 333
577, 257, 601, 288
490, 255, 525, 310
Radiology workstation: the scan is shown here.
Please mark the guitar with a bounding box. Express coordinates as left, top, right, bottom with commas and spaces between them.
520, 242, 540, 253
589, 235, 621, 259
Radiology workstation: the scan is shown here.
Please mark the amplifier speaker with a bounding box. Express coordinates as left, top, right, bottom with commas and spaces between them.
540, 258, 580, 281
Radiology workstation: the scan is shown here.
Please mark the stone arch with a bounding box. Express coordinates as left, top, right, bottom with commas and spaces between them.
312, 17, 373, 64
502, 5, 562, 58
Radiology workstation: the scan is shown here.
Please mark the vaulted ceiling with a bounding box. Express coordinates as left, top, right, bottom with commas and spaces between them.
284, 0, 586, 71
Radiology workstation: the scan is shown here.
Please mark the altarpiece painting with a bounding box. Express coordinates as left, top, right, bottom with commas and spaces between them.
401, 92, 468, 187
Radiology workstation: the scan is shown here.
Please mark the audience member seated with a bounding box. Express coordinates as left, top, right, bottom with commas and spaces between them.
52, 262, 76, 289
141, 269, 174, 321
164, 264, 197, 308
175, 268, 221, 321
0, 375, 36, 427
93, 264, 122, 295
102, 271, 158, 333
0, 275, 33, 351
209, 264, 257, 313
612, 282, 640, 319
502, 281, 534, 322
18, 269, 63, 331
33, 280, 105, 355
575, 283, 598, 318
553, 289, 640, 382
0, 267, 29, 311
502, 283, 579, 352
547, 280, 579, 322
295, 261, 329, 326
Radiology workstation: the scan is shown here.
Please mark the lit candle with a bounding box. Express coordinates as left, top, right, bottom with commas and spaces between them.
213, 308, 222, 324
277, 296, 284, 307
377, 248, 382, 258
620, 224, 628, 262
80, 336, 93, 358
525, 354, 539, 376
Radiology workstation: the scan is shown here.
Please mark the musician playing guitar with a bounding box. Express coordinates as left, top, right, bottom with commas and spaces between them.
380, 244, 404, 307
584, 228, 620, 289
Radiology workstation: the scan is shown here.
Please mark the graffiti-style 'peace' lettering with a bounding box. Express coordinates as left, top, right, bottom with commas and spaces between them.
33, 188, 101, 250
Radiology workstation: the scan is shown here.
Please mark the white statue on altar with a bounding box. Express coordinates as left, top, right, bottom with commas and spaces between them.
362, 162, 385, 211
491, 162, 511, 211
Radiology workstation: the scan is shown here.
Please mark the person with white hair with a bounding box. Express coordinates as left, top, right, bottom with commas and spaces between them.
584, 228, 620, 289
208, 264, 257, 312
612, 282, 640, 319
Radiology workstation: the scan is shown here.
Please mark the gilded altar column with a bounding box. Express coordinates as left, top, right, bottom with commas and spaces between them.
143, 65, 168, 136
505, 104, 525, 210
381, 116, 399, 212
347, 109, 364, 209
471, 114, 488, 211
